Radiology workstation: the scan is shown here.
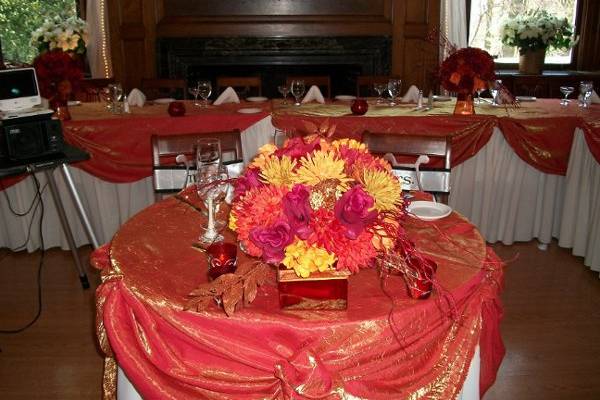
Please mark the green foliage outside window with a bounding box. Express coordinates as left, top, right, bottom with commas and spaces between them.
0, 0, 77, 64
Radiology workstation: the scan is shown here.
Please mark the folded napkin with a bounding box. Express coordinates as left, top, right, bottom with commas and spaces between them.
213, 87, 240, 105
401, 85, 420, 103
127, 88, 146, 107
591, 90, 600, 104
301, 85, 325, 104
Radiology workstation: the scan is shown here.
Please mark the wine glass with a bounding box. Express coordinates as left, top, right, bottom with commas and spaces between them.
189, 83, 201, 107
579, 81, 593, 108
290, 80, 305, 106
278, 85, 290, 105
100, 86, 114, 111
490, 80, 502, 106
373, 83, 387, 104
196, 138, 224, 245
387, 79, 402, 106
197, 80, 212, 107
475, 88, 485, 104
559, 86, 574, 106
108, 83, 123, 114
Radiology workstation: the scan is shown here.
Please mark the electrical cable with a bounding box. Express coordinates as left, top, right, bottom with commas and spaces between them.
0, 174, 46, 334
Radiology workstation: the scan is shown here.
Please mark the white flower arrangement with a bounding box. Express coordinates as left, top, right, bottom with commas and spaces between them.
31, 15, 89, 55
501, 10, 578, 55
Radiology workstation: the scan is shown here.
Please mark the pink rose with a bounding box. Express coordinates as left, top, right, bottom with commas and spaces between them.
250, 220, 293, 264
334, 186, 377, 239
283, 184, 312, 239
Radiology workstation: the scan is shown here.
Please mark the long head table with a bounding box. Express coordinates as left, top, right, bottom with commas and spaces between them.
93, 193, 504, 399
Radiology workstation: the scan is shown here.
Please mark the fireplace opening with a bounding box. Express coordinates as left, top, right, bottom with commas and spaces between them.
157, 36, 391, 99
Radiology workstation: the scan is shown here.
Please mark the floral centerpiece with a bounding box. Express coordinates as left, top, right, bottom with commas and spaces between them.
439, 47, 496, 115
500, 10, 578, 74
31, 15, 89, 56
33, 50, 83, 119
229, 137, 404, 279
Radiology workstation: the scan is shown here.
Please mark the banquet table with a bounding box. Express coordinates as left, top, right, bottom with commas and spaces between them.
92, 190, 505, 400
1, 98, 599, 275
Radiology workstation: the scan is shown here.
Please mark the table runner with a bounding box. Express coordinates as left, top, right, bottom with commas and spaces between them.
93, 195, 504, 399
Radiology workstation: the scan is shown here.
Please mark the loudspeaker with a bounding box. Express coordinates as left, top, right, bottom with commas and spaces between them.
0, 118, 64, 161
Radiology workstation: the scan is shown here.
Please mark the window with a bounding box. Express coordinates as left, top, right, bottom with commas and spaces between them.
0, 0, 78, 64
468, 0, 578, 65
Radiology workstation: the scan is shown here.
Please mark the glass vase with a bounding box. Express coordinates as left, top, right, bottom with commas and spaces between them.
453, 93, 475, 116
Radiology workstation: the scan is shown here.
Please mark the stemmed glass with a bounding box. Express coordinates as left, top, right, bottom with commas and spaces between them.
387, 79, 402, 106
196, 138, 226, 245
559, 86, 574, 106
197, 80, 212, 107
373, 83, 387, 104
475, 88, 485, 104
490, 80, 502, 106
579, 81, 593, 108
278, 85, 290, 105
189, 83, 201, 107
290, 80, 305, 106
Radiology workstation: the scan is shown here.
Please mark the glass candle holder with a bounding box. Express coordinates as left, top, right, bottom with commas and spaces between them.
206, 242, 237, 280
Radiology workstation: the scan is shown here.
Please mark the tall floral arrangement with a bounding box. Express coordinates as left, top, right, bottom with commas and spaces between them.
439, 47, 496, 95
229, 137, 405, 278
500, 10, 578, 55
31, 15, 89, 56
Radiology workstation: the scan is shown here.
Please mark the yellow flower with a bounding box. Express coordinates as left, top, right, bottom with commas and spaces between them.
260, 155, 297, 186
258, 143, 277, 155
295, 150, 352, 190
360, 169, 402, 211
228, 212, 237, 231
332, 138, 367, 152
282, 240, 337, 278
371, 217, 399, 251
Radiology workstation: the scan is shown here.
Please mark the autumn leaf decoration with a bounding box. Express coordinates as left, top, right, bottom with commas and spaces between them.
184, 260, 273, 316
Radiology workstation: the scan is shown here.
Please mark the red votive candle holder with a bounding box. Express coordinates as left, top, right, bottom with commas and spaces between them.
206, 242, 238, 280
405, 255, 437, 299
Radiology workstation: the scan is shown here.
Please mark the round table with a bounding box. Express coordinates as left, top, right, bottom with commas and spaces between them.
93, 194, 504, 399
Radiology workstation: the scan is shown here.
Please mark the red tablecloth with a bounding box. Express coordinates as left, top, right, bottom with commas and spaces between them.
272, 99, 600, 174
93, 195, 504, 399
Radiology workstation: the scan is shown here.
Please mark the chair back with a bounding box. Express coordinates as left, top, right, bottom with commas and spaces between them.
74, 78, 115, 102
141, 78, 188, 100
151, 131, 243, 199
356, 75, 391, 97
286, 75, 331, 98
362, 131, 452, 203
216, 76, 262, 98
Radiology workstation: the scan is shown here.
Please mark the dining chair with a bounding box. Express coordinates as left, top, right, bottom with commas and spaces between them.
362, 131, 452, 204
151, 130, 243, 201
74, 77, 115, 102
286, 75, 331, 98
216, 76, 262, 98
141, 78, 188, 100
356, 75, 391, 97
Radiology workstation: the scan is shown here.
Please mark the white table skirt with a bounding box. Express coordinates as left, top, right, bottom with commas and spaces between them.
1, 118, 598, 275
115, 345, 481, 400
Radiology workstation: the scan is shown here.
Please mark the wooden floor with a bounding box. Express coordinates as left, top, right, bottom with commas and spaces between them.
0, 240, 599, 399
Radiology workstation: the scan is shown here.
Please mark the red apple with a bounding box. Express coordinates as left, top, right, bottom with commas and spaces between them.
168, 101, 186, 117
351, 99, 368, 115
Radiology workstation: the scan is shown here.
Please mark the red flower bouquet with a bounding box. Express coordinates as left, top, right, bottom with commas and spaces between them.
33, 49, 83, 101
439, 47, 496, 95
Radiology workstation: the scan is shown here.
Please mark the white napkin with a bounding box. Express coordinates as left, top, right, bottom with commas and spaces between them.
591, 90, 600, 104
401, 85, 420, 103
213, 87, 240, 105
127, 88, 146, 107
301, 85, 325, 104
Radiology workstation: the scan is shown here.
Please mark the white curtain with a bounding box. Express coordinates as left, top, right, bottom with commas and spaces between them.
440, 0, 468, 58
85, 0, 113, 78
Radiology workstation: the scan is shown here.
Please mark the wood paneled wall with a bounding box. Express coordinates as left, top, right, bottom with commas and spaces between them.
107, 0, 440, 91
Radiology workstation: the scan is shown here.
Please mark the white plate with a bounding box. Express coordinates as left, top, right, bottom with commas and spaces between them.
335, 95, 357, 101
153, 98, 176, 104
237, 107, 263, 114
432, 95, 452, 102
407, 201, 452, 221
516, 96, 537, 102
67, 100, 81, 106
246, 96, 268, 102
